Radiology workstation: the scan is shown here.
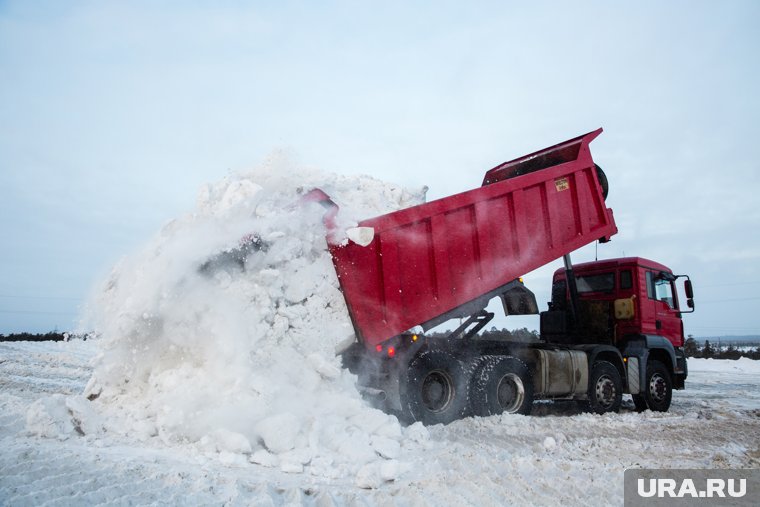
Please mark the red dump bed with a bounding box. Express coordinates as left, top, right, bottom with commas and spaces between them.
328, 129, 617, 349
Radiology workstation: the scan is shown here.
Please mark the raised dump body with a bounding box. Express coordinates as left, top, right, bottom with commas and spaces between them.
328, 128, 617, 350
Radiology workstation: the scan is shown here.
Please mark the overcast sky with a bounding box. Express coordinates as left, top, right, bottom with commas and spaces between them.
1, 1, 758, 337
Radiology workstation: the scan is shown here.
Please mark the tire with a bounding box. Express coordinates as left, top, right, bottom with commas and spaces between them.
470, 356, 533, 416
595, 164, 609, 200
640, 360, 672, 412
467, 355, 496, 417
586, 360, 623, 414
401, 350, 469, 425
462, 356, 491, 417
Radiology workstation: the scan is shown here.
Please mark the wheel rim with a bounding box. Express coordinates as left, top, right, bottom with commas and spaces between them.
649, 373, 668, 403
421, 369, 454, 413
594, 374, 617, 409
496, 373, 525, 413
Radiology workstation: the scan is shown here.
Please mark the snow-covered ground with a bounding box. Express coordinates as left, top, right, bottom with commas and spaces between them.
1, 340, 758, 506
3, 168, 758, 506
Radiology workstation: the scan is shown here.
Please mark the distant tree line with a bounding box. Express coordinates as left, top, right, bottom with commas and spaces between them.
480, 327, 540, 342
0, 332, 92, 342
0, 332, 67, 342
684, 335, 760, 360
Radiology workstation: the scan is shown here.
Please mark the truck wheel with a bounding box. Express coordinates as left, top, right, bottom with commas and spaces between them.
586, 361, 622, 414
640, 360, 672, 412
470, 356, 533, 416
462, 356, 491, 417
401, 350, 469, 425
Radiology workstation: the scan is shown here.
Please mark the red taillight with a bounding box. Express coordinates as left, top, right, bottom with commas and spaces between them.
387, 347, 396, 358
375, 344, 383, 353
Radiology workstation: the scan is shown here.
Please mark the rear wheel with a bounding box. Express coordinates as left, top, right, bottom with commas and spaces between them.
401, 350, 469, 425
470, 356, 533, 416
586, 361, 623, 414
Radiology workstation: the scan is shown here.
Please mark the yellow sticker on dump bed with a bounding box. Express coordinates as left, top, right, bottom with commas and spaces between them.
555, 177, 569, 192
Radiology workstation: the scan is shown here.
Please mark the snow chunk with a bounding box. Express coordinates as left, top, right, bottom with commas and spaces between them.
371, 435, 401, 459
346, 226, 375, 247
250, 449, 279, 468
307, 353, 341, 380
26, 394, 102, 439
200, 429, 252, 455
404, 422, 430, 444
26, 395, 75, 439
256, 413, 301, 454
65, 395, 103, 436
355, 463, 382, 489
380, 459, 401, 482
355, 459, 402, 488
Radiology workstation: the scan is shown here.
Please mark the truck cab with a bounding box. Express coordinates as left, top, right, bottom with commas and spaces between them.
547, 257, 692, 347
542, 256, 694, 410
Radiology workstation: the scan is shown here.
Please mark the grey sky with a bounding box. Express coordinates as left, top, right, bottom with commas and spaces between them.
1, 1, 758, 337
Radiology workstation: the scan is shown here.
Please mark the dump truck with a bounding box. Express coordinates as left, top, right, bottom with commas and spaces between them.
311, 128, 694, 425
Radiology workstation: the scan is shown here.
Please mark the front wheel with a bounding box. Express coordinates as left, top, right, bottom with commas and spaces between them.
636, 360, 672, 412
401, 350, 469, 425
586, 361, 623, 414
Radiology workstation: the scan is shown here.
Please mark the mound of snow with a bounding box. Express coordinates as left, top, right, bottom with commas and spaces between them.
80, 157, 426, 480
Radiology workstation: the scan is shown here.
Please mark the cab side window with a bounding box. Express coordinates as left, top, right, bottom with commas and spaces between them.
620, 270, 633, 290
575, 273, 615, 293
645, 271, 655, 299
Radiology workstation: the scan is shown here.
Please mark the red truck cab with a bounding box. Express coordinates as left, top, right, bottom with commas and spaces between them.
543, 256, 693, 405
549, 257, 692, 348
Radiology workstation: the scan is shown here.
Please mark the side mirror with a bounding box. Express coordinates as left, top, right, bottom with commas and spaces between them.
674, 274, 695, 313
684, 279, 694, 299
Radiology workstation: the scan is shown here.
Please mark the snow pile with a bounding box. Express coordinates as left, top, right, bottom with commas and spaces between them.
75, 156, 427, 482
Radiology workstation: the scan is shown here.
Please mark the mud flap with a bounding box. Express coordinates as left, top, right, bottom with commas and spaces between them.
627, 356, 641, 395
500, 284, 539, 316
